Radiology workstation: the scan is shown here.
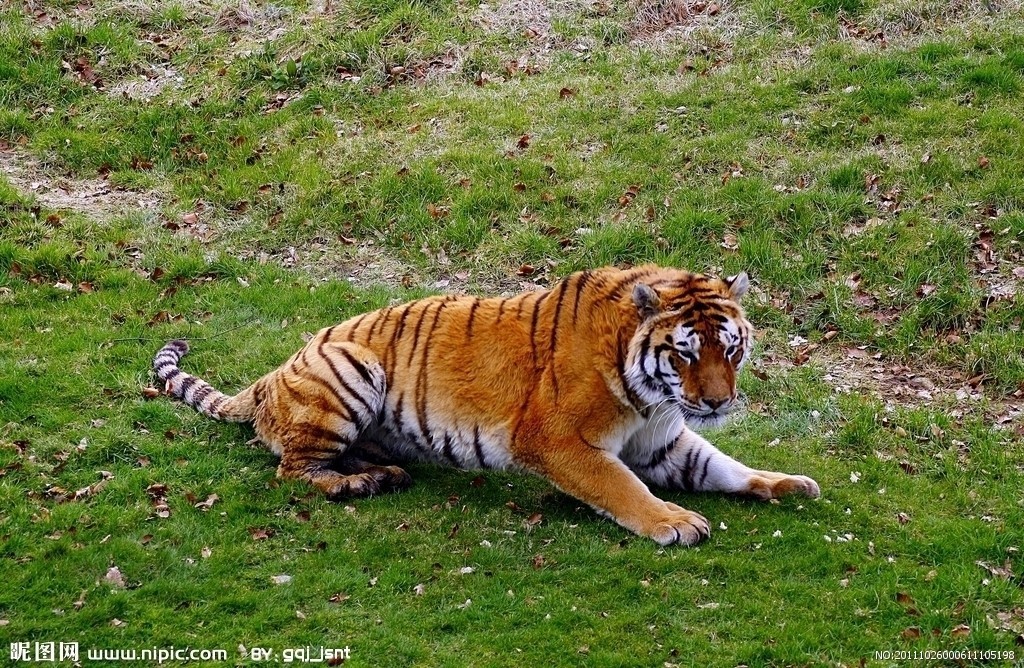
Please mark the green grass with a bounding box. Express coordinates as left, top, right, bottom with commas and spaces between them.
2, 0, 1024, 665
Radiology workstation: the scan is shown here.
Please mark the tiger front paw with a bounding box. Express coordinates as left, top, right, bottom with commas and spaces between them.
645, 503, 710, 546
747, 473, 820, 500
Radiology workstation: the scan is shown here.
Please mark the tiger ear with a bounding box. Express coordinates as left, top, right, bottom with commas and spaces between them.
632, 283, 661, 320
725, 272, 749, 300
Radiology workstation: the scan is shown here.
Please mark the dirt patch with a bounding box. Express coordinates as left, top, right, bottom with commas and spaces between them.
107, 65, 183, 102
629, 0, 740, 46
0, 147, 163, 221
762, 344, 1022, 429
231, 236, 537, 296
972, 220, 1024, 305
843, 0, 1024, 52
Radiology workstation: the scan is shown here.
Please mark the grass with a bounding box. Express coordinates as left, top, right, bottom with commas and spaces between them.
2, 0, 1024, 665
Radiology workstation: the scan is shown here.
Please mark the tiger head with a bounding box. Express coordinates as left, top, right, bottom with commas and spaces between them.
625, 272, 752, 427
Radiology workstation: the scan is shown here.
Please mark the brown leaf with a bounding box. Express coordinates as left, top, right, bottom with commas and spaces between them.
517, 134, 531, 149
901, 626, 921, 640
194, 494, 219, 511
618, 184, 641, 207
470, 475, 486, 487
447, 523, 460, 539
916, 283, 936, 298
559, 87, 576, 99
978, 156, 990, 169
516, 264, 536, 277
532, 554, 546, 569
329, 592, 350, 604
513, 182, 526, 192
951, 623, 971, 638
721, 233, 739, 250
249, 527, 274, 541
976, 559, 1014, 580
524, 512, 543, 527
141, 387, 161, 399
426, 203, 449, 219
678, 59, 695, 74
896, 592, 915, 606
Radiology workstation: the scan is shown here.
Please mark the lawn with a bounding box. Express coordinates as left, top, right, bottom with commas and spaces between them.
1, 0, 1023, 665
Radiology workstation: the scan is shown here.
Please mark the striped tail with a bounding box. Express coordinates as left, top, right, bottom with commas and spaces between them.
153, 340, 256, 422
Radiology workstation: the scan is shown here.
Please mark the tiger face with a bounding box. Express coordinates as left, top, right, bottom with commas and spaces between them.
626, 272, 752, 427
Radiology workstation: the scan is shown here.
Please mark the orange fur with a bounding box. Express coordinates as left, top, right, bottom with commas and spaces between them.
154, 265, 819, 545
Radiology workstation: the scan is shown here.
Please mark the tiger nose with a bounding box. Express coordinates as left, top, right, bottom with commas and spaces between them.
703, 397, 728, 411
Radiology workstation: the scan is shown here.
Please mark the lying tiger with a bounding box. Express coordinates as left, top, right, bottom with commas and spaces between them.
153, 265, 819, 546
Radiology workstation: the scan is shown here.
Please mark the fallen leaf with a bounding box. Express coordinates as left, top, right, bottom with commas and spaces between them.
721, 233, 739, 250
559, 87, 576, 99
413, 584, 425, 596
524, 512, 543, 528
951, 623, 971, 638
978, 156, 990, 169
976, 559, 1014, 580
901, 626, 921, 640
104, 566, 126, 588
194, 493, 219, 511
517, 134, 531, 149
329, 592, 350, 604
249, 527, 274, 541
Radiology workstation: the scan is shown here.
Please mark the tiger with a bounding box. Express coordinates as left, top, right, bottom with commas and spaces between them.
153, 264, 819, 546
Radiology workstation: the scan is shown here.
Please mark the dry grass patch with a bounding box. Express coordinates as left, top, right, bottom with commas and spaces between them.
0, 146, 163, 221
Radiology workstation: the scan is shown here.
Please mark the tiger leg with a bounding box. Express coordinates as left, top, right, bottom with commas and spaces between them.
521, 435, 710, 546
259, 340, 409, 498
633, 426, 820, 500
330, 451, 412, 492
